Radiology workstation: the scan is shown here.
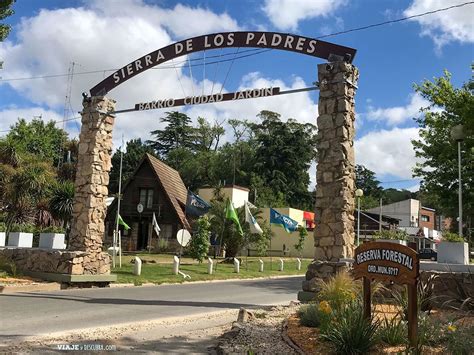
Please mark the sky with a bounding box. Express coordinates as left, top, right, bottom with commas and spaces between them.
0, 0, 473, 192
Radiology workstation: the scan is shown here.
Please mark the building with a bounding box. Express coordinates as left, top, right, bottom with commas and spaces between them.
367, 198, 442, 250
106, 154, 190, 252
251, 207, 315, 258
198, 185, 250, 208
355, 210, 400, 241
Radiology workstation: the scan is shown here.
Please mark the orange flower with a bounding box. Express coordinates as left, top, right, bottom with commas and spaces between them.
319, 300, 332, 314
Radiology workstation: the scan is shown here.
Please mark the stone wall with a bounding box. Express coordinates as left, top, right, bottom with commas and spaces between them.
67, 96, 116, 275
300, 61, 359, 297
0, 248, 111, 275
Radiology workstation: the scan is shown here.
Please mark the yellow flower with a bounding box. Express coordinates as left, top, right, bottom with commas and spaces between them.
319, 300, 332, 314
447, 324, 456, 332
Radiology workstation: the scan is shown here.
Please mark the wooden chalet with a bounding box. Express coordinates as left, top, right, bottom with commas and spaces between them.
106, 154, 190, 252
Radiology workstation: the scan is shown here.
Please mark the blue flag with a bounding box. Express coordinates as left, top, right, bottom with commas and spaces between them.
186, 191, 211, 217
270, 208, 299, 233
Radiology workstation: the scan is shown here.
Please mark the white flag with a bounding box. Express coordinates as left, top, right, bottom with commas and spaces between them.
245, 201, 263, 235
152, 212, 161, 236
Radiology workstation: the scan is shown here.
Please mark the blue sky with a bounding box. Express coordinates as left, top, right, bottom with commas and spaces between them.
1, 0, 473, 191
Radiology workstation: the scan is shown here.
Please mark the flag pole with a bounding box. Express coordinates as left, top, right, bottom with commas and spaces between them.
178, 187, 190, 267
215, 203, 227, 272
113, 135, 124, 269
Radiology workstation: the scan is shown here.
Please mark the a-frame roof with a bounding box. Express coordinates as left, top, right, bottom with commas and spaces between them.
110, 153, 190, 230
145, 153, 190, 230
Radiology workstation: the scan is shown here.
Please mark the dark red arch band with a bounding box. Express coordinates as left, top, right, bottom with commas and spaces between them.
89, 31, 356, 96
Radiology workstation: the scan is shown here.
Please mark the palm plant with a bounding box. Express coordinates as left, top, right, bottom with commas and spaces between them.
49, 180, 75, 228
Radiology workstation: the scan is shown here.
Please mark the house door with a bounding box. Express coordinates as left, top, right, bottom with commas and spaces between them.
137, 221, 148, 250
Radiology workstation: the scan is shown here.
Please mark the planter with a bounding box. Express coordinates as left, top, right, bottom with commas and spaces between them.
0, 232, 5, 247
39, 233, 66, 249
437, 241, 469, 265
378, 239, 407, 246
7, 232, 33, 248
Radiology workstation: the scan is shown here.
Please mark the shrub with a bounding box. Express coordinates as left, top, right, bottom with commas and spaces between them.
373, 229, 408, 241
317, 270, 359, 311
0, 222, 6, 232
418, 274, 438, 313
9, 223, 36, 233
188, 216, 211, 262
39, 225, 65, 234
298, 301, 332, 329
157, 238, 169, 252
443, 232, 465, 243
378, 316, 407, 346
445, 324, 474, 355
298, 304, 321, 327
321, 300, 380, 355
0, 255, 17, 277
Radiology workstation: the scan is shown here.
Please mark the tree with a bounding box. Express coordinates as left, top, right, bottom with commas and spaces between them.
109, 138, 155, 194
188, 215, 211, 262
355, 165, 382, 198
5, 118, 68, 166
250, 111, 317, 210
0, 0, 15, 41
49, 180, 75, 228
294, 226, 308, 257
148, 111, 195, 157
411, 70, 473, 231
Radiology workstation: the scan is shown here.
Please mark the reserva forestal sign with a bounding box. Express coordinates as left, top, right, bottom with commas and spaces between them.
90, 31, 356, 96
353, 241, 419, 346
353, 241, 418, 285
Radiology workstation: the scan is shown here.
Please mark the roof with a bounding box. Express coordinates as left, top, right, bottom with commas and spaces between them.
145, 154, 190, 230
356, 210, 401, 224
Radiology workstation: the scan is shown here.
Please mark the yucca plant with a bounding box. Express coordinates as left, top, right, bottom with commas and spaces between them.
378, 316, 407, 346
321, 300, 380, 355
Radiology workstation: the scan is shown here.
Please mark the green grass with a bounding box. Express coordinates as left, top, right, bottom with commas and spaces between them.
112, 255, 311, 284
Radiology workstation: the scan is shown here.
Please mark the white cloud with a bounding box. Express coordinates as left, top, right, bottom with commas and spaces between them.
355, 127, 421, 178
404, 0, 474, 48
0, 1, 317, 150
366, 93, 429, 126
0, 107, 65, 135
262, 0, 347, 31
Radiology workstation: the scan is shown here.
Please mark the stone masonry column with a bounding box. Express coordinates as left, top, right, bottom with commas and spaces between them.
68, 96, 116, 275
299, 61, 359, 300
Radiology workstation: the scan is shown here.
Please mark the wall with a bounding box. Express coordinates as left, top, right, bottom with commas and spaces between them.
0, 248, 111, 275
198, 185, 250, 208
255, 208, 314, 258
368, 199, 419, 227
420, 207, 435, 230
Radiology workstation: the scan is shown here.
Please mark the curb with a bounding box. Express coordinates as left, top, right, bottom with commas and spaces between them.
111, 274, 305, 288
281, 319, 305, 355
0, 282, 61, 294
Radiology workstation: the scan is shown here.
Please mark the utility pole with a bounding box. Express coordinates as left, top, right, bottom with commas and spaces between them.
379, 198, 383, 233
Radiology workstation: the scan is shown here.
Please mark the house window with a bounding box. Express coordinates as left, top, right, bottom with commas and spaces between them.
139, 188, 154, 209
421, 215, 430, 222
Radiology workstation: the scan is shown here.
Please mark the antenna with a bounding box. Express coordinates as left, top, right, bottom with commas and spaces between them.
57, 61, 75, 168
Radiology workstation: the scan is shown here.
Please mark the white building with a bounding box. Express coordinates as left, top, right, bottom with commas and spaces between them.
367, 199, 420, 227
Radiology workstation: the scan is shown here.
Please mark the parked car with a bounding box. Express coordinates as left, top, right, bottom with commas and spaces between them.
418, 248, 437, 261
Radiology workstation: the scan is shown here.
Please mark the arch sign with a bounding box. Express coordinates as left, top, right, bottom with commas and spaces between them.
89, 31, 356, 112
353, 242, 419, 347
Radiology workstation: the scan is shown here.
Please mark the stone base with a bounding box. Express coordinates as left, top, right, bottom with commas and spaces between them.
302, 260, 353, 293
0, 248, 111, 276
297, 291, 317, 302
23, 270, 116, 284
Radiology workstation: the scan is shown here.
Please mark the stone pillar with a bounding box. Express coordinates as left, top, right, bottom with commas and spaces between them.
68, 96, 116, 275
299, 61, 359, 300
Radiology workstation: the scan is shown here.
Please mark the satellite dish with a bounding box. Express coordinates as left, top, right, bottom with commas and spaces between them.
176, 229, 191, 247
137, 203, 144, 213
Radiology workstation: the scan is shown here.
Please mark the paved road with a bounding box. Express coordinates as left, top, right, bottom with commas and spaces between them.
0, 276, 303, 339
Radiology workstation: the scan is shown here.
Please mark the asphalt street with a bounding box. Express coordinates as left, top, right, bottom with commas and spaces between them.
0, 276, 303, 339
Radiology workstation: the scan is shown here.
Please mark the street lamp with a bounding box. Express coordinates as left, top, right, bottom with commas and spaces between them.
355, 188, 364, 245
450, 124, 464, 238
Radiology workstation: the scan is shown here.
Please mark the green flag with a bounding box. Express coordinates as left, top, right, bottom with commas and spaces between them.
225, 199, 243, 236
118, 214, 130, 230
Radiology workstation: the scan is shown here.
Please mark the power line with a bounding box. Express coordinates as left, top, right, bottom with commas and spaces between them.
316, 1, 474, 39
0, 1, 472, 83
0, 116, 80, 133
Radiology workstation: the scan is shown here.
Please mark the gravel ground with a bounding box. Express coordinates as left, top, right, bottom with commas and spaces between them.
214, 303, 300, 354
